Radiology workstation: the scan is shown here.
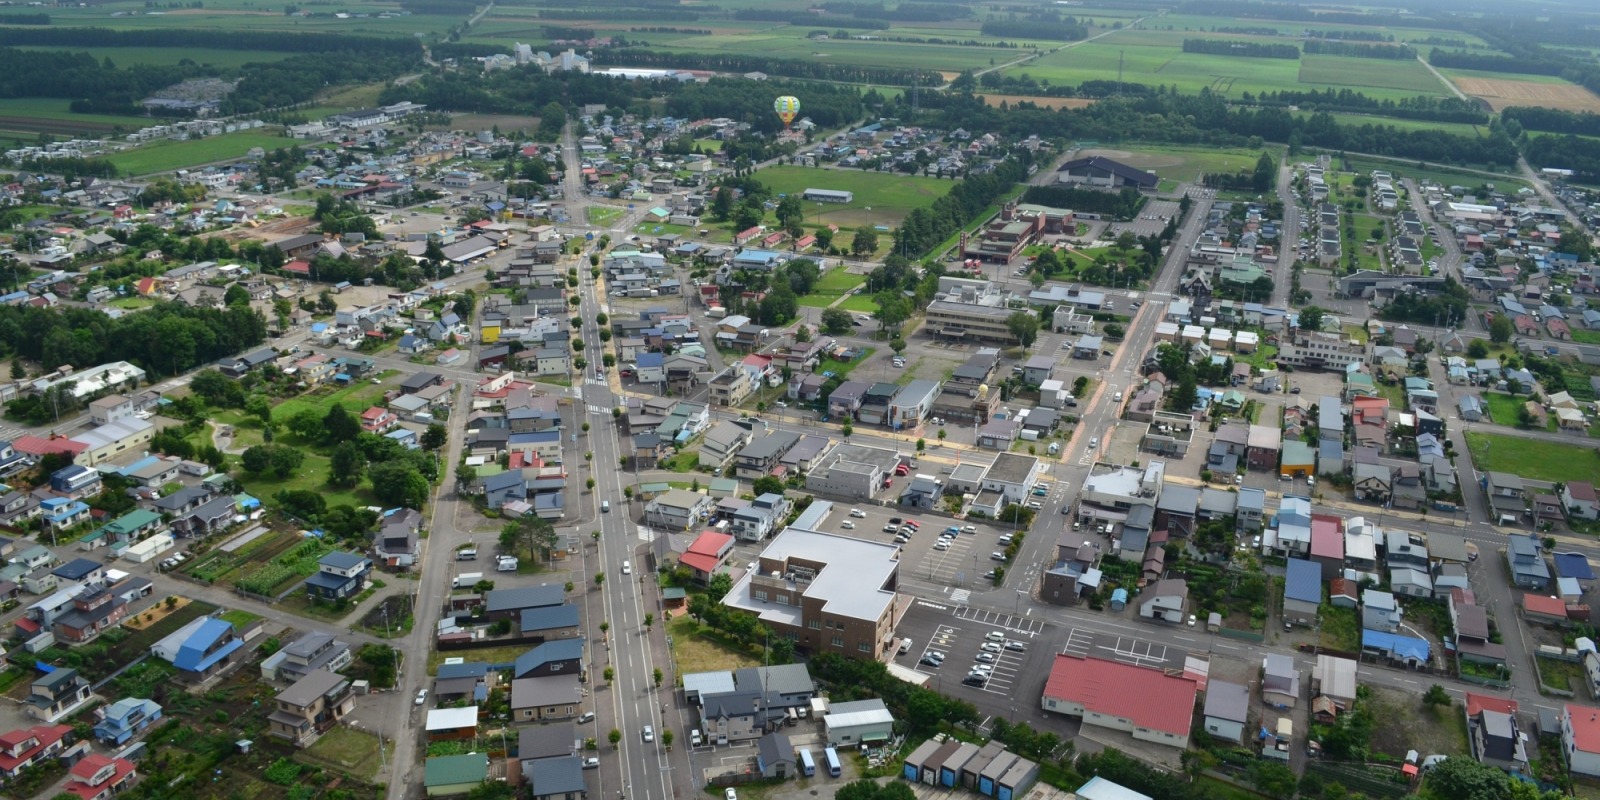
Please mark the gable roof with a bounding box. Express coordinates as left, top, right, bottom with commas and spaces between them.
513, 638, 585, 677
485, 585, 564, 614
1043, 654, 1197, 738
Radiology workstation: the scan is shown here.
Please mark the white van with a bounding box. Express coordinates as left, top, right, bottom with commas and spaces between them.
898, 637, 913, 654
601, 500, 610, 513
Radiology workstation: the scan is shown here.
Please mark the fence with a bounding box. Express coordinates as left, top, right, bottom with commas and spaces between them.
1216, 627, 1265, 643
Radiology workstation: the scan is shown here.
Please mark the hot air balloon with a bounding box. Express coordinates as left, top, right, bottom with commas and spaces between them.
773, 95, 800, 130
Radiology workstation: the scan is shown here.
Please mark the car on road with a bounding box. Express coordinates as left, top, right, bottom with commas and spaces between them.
643, 726, 654, 742
980, 642, 1002, 653
985, 631, 1006, 642
1005, 641, 1026, 651
621, 561, 631, 575
415, 689, 428, 706
1088, 437, 1099, 449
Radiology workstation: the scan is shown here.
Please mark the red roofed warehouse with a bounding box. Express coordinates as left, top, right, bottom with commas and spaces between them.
1041, 654, 1197, 748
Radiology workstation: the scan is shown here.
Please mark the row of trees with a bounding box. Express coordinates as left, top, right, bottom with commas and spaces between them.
1303, 39, 1416, 59
892, 153, 1032, 257
1181, 39, 1301, 59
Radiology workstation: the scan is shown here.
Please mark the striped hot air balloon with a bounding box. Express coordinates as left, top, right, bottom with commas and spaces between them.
773, 95, 800, 129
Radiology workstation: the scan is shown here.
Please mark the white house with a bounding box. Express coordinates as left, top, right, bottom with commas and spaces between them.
1202, 680, 1249, 744
1564, 703, 1600, 777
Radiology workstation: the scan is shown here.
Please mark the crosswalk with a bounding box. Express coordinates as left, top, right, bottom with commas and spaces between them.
949, 588, 971, 605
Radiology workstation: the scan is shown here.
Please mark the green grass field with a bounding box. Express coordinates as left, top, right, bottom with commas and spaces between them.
1339, 155, 1528, 191
798, 267, 865, 308
38, 3, 459, 37
14, 45, 289, 70
106, 130, 294, 175
754, 166, 954, 228
1465, 431, 1600, 484
0, 97, 154, 135
1296, 111, 1484, 138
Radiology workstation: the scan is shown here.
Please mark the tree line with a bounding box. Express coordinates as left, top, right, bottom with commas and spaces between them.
1182, 39, 1300, 59
892, 153, 1031, 257
1522, 134, 1600, 184
819, 1, 970, 22
1303, 39, 1415, 60
731, 9, 886, 29
1235, 88, 1487, 124
0, 13, 49, 24
1307, 29, 1392, 41
1020, 185, 1146, 218
1428, 49, 1565, 77
0, 27, 423, 55
980, 17, 1086, 41
1501, 106, 1600, 136
1177, 0, 1416, 28
665, 78, 864, 134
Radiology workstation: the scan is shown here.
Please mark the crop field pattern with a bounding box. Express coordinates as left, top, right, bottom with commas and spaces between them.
1454, 76, 1600, 113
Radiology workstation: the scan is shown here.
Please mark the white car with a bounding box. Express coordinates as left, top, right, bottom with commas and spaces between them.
932, 540, 951, 551
621, 561, 631, 575
985, 631, 1005, 642
584, 757, 600, 770
849, 508, 866, 518
980, 642, 1002, 653
841, 521, 855, 529
726, 790, 738, 800
414, 689, 428, 706
643, 726, 655, 742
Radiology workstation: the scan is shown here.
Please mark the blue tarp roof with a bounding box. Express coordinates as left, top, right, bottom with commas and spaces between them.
1362, 629, 1430, 663
1555, 552, 1595, 580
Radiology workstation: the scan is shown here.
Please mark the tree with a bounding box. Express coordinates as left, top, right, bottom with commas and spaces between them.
1467, 338, 1490, 358
1423, 684, 1450, 707
710, 187, 733, 221
842, 421, 853, 441
653, 667, 663, 688
1489, 313, 1513, 344
422, 423, 447, 451
240, 445, 273, 474
644, 612, 654, 631
1170, 377, 1199, 411
223, 283, 251, 307
1006, 310, 1040, 349
330, 441, 366, 487
851, 228, 879, 258
872, 291, 911, 330
1422, 755, 1515, 800
937, 428, 946, 443
661, 729, 673, 749
607, 728, 621, 748
1252, 151, 1276, 193
286, 408, 323, 441
368, 461, 428, 509
916, 438, 926, 453
751, 476, 785, 497
1246, 762, 1297, 798
245, 394, 273, 427
1299, 305, 1326, 332
775, 194, 804, 232
323, 403, 361, 444
267, 446, 303, 479
820, 306, 853, 335
595, 572, 605, 588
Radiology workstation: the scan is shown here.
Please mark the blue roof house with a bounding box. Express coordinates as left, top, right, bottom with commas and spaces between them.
305, 552, 372, 601
40, 498, 90, 531
151, 617, 244, 683
1283, 558, 1322, 626
483, 471, 527, 510
93, 697, 162, 745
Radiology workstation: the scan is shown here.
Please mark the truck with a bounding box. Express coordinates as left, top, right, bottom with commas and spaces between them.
452, 572, 484, 589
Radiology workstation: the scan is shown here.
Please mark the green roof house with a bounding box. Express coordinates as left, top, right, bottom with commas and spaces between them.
424, 754, 489, 797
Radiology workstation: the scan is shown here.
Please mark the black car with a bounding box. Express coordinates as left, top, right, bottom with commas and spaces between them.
920, 655, 944, 667
888, 517, 903, 525
961, 675, 987, 687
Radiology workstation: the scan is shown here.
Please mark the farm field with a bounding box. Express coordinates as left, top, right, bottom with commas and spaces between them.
753, 165, 954, 229
1452, 75, 1600, 113
1074, 145, 1277, 184
1464, 431, 1600, 484
0, 97, 153, 136
975, 94, 1096, 110
37, 4, 458, 37
549, 29, 1014, 73
106, 130, 295, 176
1292, 111, 1485, 138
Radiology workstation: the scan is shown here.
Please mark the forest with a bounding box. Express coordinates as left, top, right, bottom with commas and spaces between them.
1428, 49, 1565, 76
1181, 39, 1301, 59
1521, 134, 1600, 184
1500, 106, 1600, 136
980, 12, 1087, 41
0, 301, 266, 380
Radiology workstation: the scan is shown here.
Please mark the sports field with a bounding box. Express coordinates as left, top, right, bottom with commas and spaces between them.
754, 166, 955, 228
106, 130, 294, 176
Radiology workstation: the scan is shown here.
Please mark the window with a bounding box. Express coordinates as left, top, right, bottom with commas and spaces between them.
753, 590, 767, 602
831, 635, 844, 647
857, 642, 870, 652
808, 619, 821, 630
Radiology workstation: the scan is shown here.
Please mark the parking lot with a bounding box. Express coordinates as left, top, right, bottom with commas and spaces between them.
1107, 199, 1181, 238
801, 503, 1020, 590
900, 610, 1042, 697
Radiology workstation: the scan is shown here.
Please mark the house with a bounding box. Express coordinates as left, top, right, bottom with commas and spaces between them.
756, 731, 796, 779
1262, 654, 1301, 709
374, 508, 422, 569
511, 674, 584, 722
524, 756, 586, 800
698, 421, 752, 471
1507, 533, 1551, 589
1466, 693, 1526, 770
92, 697, 161, 746
267, 669, 355, 747
305, 551, 372, 600
59, 754, 137, 800
1563, 703, 1600, 777
678, 531, 734, 584
151, 616, 243, 683
518, 605, 582, 643
1202, 680, 1249, 744
52, 585, 130, 644
1362, 589, 1401, 633
0, 724, 72, 779
1137, 578, 1188, 623
729, 494, 791, 543
1283, 558, 1321, 626
1041, 655, 1197, 748
424, 753, 489, 797
482, 471, 526, 509
1564, 481, 1599, 521
425, 706, 480, 741
643, 488, 714, 531
261, 631, 352, 683
24, 668, 93, 723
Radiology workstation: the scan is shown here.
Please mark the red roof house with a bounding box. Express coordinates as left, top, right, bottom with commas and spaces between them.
360, 406, 398, 433
1525, 592, 1569, 624
0, 724, 71, 778
12, 435, 87, 461
679, 531, 734, 582
1042, 654, 1198, 747
61, 754, 137, 800
283, 260, 312, 276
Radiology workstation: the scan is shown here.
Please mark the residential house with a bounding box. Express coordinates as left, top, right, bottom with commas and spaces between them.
374, 508, 422, 569
1283, 559, 1321, 626
1508, 533, 1552, 590
1565, 481, 1600, 521
1564, 703, 1600, 777
262, 631, 352, 684
1202, 681, 1249, 744
267, 669, 355, 747
1137, 579, 1188, 623
1466, 693, 1527, 771
511, 674, 585, 722
23, 669, 92, 723
59, 754, 137, 800
92, 697, 161, 746
305, 552, 372, 600
1262, 654, 1301, 709
424, 754, 489, 797
0, 724, 72, 779
728, 494, 791, 543
1362, 589, 1401, 633
644, 489, 714, 531
151, 616, 244, 683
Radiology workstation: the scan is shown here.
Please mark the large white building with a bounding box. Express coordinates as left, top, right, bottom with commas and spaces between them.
1276, 329, 1367, 371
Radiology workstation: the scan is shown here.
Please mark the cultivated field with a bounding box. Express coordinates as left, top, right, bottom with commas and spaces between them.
436, 114, 542, 133
1453, 75, 1600, 113
976, 94, 1096, 110
106, 130, 295, 176
754, 165, 954, 228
